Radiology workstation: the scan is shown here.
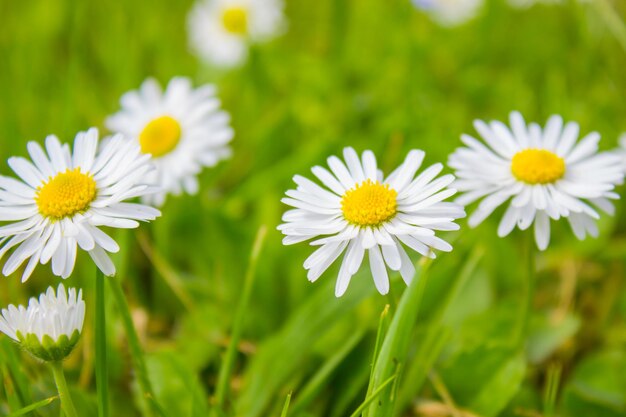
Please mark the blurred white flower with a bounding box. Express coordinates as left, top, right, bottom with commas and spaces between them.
508, 0, 589, 9
0, 128, 160, 281
449, 111, 623, 250
0, 284, 84, 361
279, 147, 465, 297
412, 0, 484, 26
187, 0, 286, 68
106, 77, 234, 206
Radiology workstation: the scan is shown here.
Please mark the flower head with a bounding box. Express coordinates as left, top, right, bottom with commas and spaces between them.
187, 0, 286, 68
0, 128, 160, 281
507, 0, 588, 9
412, 0, 484, 26
616, 133, 626, 171
106, 77, 234, 207
0, 284, 85, 361
448, 111, 623, 250
279, 147, 465, 297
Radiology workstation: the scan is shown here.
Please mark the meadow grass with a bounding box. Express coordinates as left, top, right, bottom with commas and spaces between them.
1, 0, 626, 416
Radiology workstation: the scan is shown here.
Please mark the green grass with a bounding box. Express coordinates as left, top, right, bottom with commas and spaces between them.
1, 0, 626, 416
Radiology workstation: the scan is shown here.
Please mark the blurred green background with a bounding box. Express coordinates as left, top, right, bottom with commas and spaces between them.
1, 0, 626, 416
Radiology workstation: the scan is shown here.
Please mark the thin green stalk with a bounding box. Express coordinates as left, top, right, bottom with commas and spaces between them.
516, 234, 535, 346
290, 328, 365, 414
214, 225, 267, 409
365, 261, 430, 417
350, 375, 397, 417
596, 0, 626, 53
280, 393, 292, 417
543, 363, 562, 417
50, 362, 78, 417
364, 305, 390, 402
108, 275, 159, 417
5, 396, 58, 417
95, 269, 109, 417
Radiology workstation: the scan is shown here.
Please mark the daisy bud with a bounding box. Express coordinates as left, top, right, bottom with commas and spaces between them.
0, 284, 85, 362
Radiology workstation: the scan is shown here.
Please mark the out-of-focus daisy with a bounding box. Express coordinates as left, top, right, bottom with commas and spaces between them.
279, 147, 465, 297
508, 0, 588, 8
412, 0, 484, 26
187, 0, 286, 68
617, 133, 626, 170
0, 128, 160, 281
448, 111, 623, 250
106, 77, 233, 206
0, 284, 84, 361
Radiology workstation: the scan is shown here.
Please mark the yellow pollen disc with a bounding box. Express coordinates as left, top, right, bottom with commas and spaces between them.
341, 180, 398, 227
511, 149, 565, 185
221, 7, 248, 35
139, 116, 182, 158
36, 169, 97, 220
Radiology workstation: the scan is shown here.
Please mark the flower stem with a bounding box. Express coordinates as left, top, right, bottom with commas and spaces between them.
50, 362, 78, 417
214, 225, 267, 410
596, 0, 626, 54
95, 269, 109, 417
516, 233, 535, 346
108, 275, 159, 417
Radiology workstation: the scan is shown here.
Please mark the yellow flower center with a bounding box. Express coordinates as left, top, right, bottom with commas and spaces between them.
511, 149, 566, 185
36, 169, 97, 220
341, 180, 398, 227
221, 7, 248, 35
139, 116, 182, 158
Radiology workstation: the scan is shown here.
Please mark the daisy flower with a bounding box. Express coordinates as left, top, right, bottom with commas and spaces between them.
508, 0, 589, 8
106, 77, 234, 206
448, 111, 623, 250
617, 133, 626, 170
187, 0, 286, 68
0, 284, 85, 361
412, 0, 484, 27
0, 128, 160, 281
279, 147, 465, 297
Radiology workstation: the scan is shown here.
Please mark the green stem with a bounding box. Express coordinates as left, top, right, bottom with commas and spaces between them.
516, 233, 535, 346
50, 362, 78, 417
365, 260, 431, 417
596, 0, 626, 54
214, 226, 267, 410
351, 374, 398, 417
95, 269, 109, 417
280, 392, 292, 417
108, 275, 158, 417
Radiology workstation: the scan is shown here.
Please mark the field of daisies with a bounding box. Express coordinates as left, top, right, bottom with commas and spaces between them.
1, 0, 626, 416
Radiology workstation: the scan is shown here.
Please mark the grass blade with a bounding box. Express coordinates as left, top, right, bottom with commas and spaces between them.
365, 260, 430, 417
280, 392, 292, 417
350, 374, 397, 417
214, 225, 267, 410
109, 275, 162, 417
289, 327, 366, 414
596, 0, 626, 53
396, 247, 483, 411
136, 230, 195, 311
95, 269, 109, 417
364, 305, 390, 401
1, 339, 32, 408
5, 396, 58, 417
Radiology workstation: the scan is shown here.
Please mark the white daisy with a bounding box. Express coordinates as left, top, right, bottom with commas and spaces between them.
412, 0, 484, 26
617, 133, 626, 170
448, 111, 623, 250
508, 0, 589, 9
106, 77, 233, 207
187, 0, 286, 68
0, 284, 85, 361
0, 128, 160, 281
279, 147, 465, 297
